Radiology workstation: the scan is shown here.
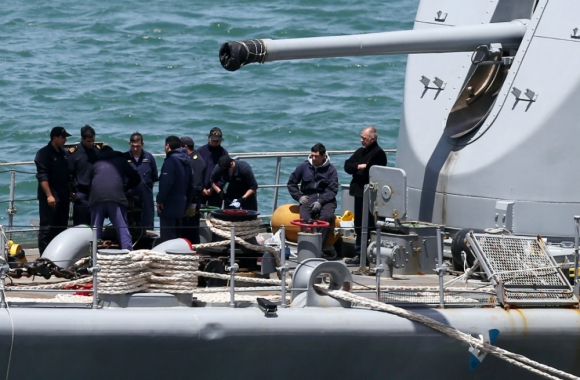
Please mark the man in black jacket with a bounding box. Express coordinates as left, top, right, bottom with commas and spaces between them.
344, 126, 387, 266
287, 143, 338, 248
69, 125, 99, 226
180, 136, 206, 244
34, 126, 73, 255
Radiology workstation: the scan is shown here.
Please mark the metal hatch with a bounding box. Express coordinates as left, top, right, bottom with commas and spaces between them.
466, 232, 578, 307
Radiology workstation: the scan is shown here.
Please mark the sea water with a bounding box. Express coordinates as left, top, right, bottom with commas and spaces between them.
0, 0, 419, 229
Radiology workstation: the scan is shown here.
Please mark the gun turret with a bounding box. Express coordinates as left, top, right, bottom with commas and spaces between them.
220, 20, 528, 72
218, 0, 580, 242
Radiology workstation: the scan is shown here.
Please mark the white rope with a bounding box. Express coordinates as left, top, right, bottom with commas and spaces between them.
7, 277, 92, 290
319, 286, 579, 380
198, 215, 281, 265
0, 267, 14, 380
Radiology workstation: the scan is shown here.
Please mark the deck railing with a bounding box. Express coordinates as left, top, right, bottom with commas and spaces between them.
0, 149, 396, 236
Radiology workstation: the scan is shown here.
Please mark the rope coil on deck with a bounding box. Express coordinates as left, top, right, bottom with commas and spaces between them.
194, 215, 281, 265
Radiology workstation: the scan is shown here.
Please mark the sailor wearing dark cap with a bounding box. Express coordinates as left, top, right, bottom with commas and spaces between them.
197, 127, 229, 208
69, 125, 100, 226
180, 136, 206, 244
34, 126, 73, 255
210, 155, 258, 211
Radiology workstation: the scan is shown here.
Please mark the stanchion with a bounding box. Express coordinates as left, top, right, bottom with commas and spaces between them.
0, 226, 6, 309
574, 216, 580, 297
91, 227, 99, 309
436, 227, 445, 309
228, 227, 238, 308
279, 225, 287, 308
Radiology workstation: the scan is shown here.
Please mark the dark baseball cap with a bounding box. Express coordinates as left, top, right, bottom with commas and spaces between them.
208, 127, 223, 141
180, 136, 194, 147
218, 155, 233, 172
50, 126, 72, 138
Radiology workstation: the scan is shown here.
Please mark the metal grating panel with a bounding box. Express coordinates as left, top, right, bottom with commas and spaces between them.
466, 233, 578, 307
379, 290, 497, 307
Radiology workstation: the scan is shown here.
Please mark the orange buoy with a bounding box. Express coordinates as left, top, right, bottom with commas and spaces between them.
271, 204, 340, 247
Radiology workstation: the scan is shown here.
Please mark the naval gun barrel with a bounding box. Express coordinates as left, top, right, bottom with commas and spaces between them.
220, 19, 528, 71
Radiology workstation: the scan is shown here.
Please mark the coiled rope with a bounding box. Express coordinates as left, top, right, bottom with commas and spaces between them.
194, 215, 281, 266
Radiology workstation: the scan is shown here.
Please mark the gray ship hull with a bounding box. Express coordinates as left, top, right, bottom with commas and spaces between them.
1, 307, 578, 379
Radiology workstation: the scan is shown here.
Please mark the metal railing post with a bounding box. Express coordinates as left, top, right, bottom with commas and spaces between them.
272, 156, 282, 213
574, 216, 580, 297
374, 223, 384, 301
360, 184, 371, 270
436, 227, 445, 309
0, 226, 6, 309
228, 227, 238, 308
91, 227, 99, 309
7, 170, 17, 236
279, 225, 287, 308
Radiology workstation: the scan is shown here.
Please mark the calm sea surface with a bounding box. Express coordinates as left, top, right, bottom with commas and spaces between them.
0, 0, 419, 228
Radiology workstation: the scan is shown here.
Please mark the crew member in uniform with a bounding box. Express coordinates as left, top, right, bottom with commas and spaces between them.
34, 126, 73, 255
68, 125, 99, 226
156, 136, 195, 243
125, 132, 158, 231
90, 145, 141, 250
211, 155, 258, 211
198, 127, 228, 208
180, 136, 206, 244
287, 143, 338, 249
344, 126, 387, 266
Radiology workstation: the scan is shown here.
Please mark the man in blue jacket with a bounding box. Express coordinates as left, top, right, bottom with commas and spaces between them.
90, 145, 141, 250
125, 132, 159, 230
287, 143, 338, 249
156, 135, 195, 244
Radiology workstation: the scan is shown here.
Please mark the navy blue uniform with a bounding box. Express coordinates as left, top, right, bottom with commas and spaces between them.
197, 143, 228, 207
69, 143, 100, 226
211, 160, 258, 211
35, 143, 71, 255
287, 156, 338, 247
156, 148, 195, 243
125, 150, 158, 230
90, 149, 141, 250
182, 150, 206, 244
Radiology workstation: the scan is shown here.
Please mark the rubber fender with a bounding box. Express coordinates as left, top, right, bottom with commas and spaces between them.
42, 226, 94, 269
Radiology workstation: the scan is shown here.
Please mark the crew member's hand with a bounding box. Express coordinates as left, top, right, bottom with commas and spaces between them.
203, 188, 212, 196
157, 203, 163, 214
358, 163, 367, 170
310, 201, 322, 214
47, 195, 56, 207
218, 191, 225, 200
70, 193, 76, 202
299, 195, 309, 205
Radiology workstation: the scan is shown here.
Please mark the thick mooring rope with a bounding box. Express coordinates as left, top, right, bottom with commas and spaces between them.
318, 286, 579, 380
96, 250, 200, 294
194, 215, 281, 266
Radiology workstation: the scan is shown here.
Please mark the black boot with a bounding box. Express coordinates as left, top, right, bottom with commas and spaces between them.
345, 255, 360, 266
